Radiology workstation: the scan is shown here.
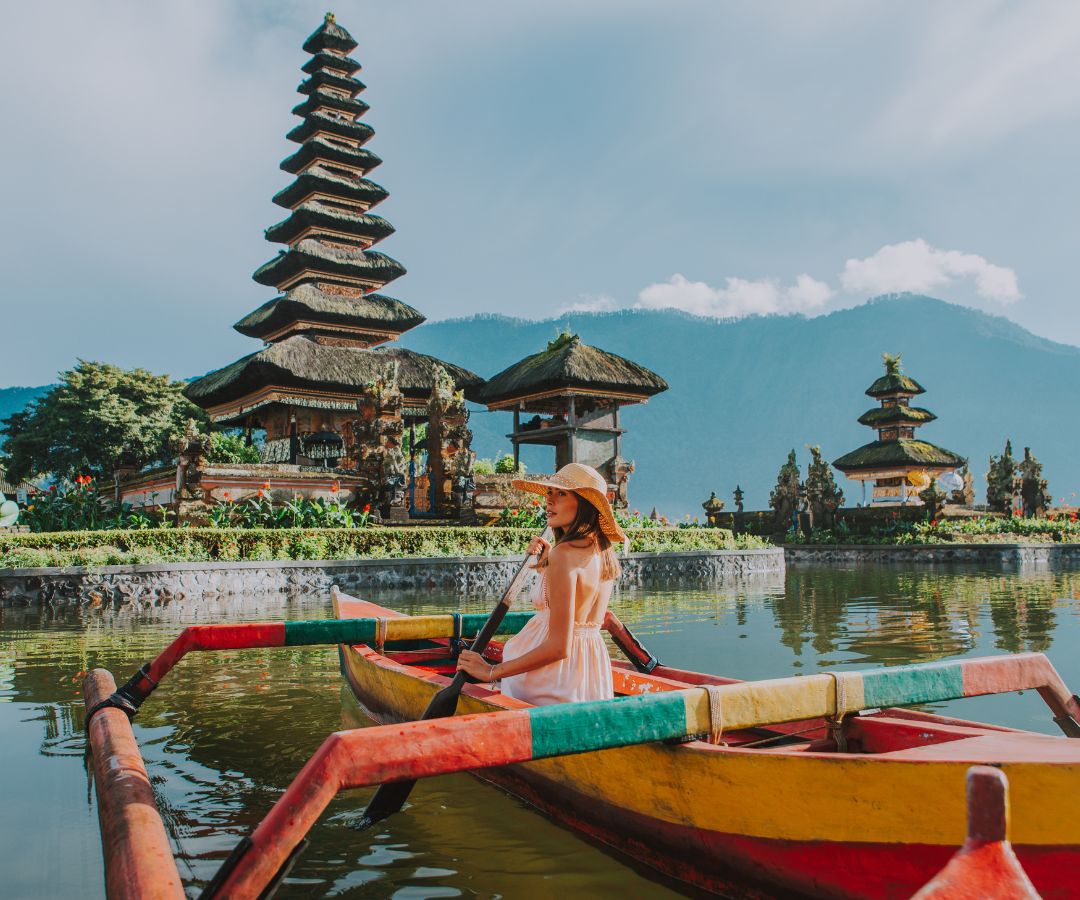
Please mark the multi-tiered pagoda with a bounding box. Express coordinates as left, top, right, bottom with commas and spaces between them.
833, 354, 964, 506
185, 15, 480, 515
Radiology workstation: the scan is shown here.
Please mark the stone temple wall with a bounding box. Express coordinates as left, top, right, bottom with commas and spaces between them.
0, 549, 784, 607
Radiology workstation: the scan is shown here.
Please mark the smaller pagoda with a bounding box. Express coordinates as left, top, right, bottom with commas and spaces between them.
833, 354, 964, 506
474, 333, 667, 507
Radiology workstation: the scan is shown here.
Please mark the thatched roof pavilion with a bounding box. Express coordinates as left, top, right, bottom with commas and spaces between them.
476, 333, 667, 503
476, 333, 668, 412
833, 354, 964, 506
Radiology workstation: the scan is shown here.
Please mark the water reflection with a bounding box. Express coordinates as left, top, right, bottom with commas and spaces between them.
3, 563, 1080, 897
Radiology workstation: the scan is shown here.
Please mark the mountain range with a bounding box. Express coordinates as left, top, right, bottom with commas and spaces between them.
4, 295, 1078, 518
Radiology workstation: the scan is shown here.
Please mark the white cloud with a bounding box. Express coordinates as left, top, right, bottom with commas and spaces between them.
556, 294, 620, 315
840, 239, 1021, 304
635, 273, 834, 319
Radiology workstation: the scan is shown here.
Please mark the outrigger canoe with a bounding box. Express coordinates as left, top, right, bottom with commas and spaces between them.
334, 589, 1080, 899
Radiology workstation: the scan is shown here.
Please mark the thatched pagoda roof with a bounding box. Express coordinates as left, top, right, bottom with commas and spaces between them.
264, 203, 395, 246
281, 137, 381, 176
185, 336, 483, 409
833, 440, 964, 472
476, 333, 667, 407
302, 50, 361, 77
292, 90, 369, 119
866, 354, 924, 397
302, 13, 358, 56
856, 406, 937, 427
298, 70, 365, 98
866, 372, 925, 398
234, 285, 424, 341
272, 167, 387, 210
252, 241, 405, 289
287, 112, 374, 147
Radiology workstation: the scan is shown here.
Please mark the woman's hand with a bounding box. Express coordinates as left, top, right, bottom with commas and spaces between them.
457, 649, 497, 681
527, 535, 551, 563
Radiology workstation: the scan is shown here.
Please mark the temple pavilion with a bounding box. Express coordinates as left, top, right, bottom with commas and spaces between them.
832, 354, 964, 506
185, 15, 481, 516
474, 333, 667, 507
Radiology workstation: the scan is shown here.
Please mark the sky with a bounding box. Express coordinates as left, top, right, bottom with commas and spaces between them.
3, 0, 1080, 386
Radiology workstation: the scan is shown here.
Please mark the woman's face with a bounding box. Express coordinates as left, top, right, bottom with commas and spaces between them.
545, 487, 580, 529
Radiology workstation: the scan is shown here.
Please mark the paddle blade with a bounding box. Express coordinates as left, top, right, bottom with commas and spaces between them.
350, 779, 414, 832
348, 679, 465, 832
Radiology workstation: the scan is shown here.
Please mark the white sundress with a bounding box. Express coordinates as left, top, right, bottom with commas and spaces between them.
499, 571, 614, 706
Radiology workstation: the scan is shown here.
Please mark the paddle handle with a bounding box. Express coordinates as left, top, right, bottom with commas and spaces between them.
462, 528, 550, 664
603, 611, 659, 674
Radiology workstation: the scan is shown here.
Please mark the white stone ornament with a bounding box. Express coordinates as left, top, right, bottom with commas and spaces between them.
937, 472, 964, 494
0, 493, 18, 527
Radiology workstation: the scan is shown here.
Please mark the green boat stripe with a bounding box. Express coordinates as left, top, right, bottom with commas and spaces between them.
461, 612, 535, 635
861, 661, 965, 708
282, 613, 536, 647
284, 619, 378, 646
529, 692, 690, 759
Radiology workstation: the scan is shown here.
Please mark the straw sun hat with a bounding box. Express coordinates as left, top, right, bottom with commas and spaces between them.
512, 463, 627, 543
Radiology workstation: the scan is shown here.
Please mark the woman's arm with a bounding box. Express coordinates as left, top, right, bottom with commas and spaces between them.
457, 546, 576, 681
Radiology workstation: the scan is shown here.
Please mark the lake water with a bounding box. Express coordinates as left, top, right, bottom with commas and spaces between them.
4, 562, 1080, 898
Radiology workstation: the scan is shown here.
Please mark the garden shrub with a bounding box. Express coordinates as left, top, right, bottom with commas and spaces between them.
0, 526, 767, 568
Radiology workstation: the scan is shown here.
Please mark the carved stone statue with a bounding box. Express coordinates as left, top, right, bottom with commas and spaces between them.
608, 456, 634, 510
702, 491, 725, 526
1017, 446, 1051, 518
804, 444, 844, 530
733, 485, 744, 514
769, 449, 802, 531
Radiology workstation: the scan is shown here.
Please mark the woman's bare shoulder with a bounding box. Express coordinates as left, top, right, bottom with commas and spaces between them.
548, 542, 594, 571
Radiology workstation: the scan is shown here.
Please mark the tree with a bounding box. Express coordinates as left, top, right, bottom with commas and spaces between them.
986, 439, 1017, 513
769, 449, 802, 529
0, 361, 207, 482
804, 445, 844, 528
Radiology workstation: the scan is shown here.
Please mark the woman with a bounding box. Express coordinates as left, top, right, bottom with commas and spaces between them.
457, 463, 627, 705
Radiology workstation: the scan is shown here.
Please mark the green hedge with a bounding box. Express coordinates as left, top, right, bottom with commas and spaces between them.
0, 527, 767, 568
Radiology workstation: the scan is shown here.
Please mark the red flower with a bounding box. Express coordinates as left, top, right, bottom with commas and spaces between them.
363, 503, 371, 513
930, 519, 937, 527
222, 491, 232, 502
262, 481, 271, 491
331, 483, 340, 494
531, 499, 540, 508
257, 490, 266, 498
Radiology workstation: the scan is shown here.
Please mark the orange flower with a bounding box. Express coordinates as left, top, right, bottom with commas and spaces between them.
257, 490, 266, 498
222, 491, 232, 502
262, 481, 271, 491
531, 499, 540, 507
331, 482, 340, 493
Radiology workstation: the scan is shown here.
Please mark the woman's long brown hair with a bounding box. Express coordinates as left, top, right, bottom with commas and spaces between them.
544, 494, 621, 581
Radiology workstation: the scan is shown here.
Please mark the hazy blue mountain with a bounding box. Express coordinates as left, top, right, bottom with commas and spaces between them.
0, 385, 50, 425
398, 295, 1080, 518
4, 296, 1078, 518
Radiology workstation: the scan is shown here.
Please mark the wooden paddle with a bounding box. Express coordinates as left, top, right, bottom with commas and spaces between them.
352, 526, 554, 831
